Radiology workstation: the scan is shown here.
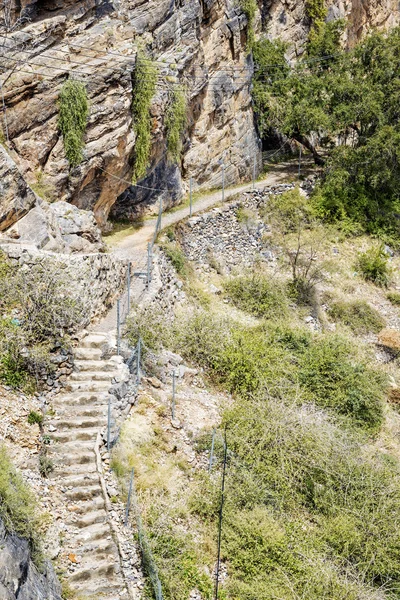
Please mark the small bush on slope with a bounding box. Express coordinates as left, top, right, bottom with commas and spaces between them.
328, 299, 385, 334
224, 274, 289, 319
357, 245, 391, 287
0, 445, 42, 563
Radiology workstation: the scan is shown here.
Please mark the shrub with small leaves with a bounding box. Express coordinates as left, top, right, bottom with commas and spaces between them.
27, 411, 43, 426
58, 79, 89, 167
328, 299, 385, 334
357, 245, 391, 287
387, 291, 400, 306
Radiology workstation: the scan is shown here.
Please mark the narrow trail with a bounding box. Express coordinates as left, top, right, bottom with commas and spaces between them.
94, 161, 309, 333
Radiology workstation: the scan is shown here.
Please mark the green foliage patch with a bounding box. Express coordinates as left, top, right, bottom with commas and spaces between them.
224, 274, 289, 319
357, 245, 391, 287
252, 27, 400, 240
165, 88, 187, 163
132, 51, 158, 182
0, 445, 42, 562
387, 291, 400, 306
328, 298, 385, 334
58, 80, 89, 167
238, 0, 257, 48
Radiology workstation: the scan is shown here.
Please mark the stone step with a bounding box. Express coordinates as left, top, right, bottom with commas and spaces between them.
48, 417, 104, 431
52, 404, 107, 418
50, 447, 95, 466
71, 578, 125, 598
50, 427, 100, 443
70, 370, 119, 382
52, 392, 110, 406
48, 461, 98, 479
74, 358, 123, 372
68, 509, 108, 529
68, 558, 118, 584
66, 381, 112, 393
80, 537, 115, 557
74, 522, 111, 544
79, 334, 108, 349
68, 495, 106, 514
74, 347, 103, 360
65, 484, 103, 502
58, 472, 100, 488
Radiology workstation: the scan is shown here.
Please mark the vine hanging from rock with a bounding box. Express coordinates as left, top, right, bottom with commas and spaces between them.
58, 79, 89, 168
165, 87, 187, 163
131, 50, 158, 182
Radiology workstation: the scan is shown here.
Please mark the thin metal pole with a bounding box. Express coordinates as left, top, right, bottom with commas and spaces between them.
298, 145, 302, 178
136, 337, 141, 384
117, 299, 121, 356
189, 177, 193, 217
222, 162, 225, 203
127, 262, 131, 313
158, 198, 163, 234
171, 371, 176, 419
253, 154, 256, 190
107, 396, 111, 452
124, 468, 134, 526
215, 429, 227, 600
147, 242, 152, 286
209, 428, 216, 473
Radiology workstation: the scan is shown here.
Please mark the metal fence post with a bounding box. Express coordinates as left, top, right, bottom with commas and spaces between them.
124, 468, 134, 526
209, 428, 216, 473
136, 337, 141, 384
189, 176, 193, 217
107, 396, 111, 452
147, 243, 152, 287
127, 262, 131, 312
117, 299, 121, 356
171, 371, 176, 419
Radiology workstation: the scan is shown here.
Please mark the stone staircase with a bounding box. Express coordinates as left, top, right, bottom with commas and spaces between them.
47, 332, 130, 600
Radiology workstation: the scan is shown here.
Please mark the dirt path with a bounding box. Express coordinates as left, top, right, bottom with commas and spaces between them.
93, 160, 312, 332
112, 161, 309, 261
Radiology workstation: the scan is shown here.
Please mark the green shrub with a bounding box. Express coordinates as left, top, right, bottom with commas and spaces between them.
297, 335, 385, 430
357, 245, 391, 287
132, 51, 158, 182
387, 291, 400, 306
58, 80, 89, 167
27, 411, 43, 426
328, 299, 385, 334
238, 0, 257, 48
0, 445, 42, 562
165, 88, 187, 163
162, 243, 187, 276
219, 395, 400, 597
224, 275, 289, 319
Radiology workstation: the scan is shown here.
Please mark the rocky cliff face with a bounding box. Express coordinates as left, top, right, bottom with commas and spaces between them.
0, 519, 62, 600
0, 0, 398, 231
0, 0, 259, 229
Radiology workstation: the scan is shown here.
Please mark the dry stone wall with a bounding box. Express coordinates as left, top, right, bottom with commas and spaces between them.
1, 243, 129, 323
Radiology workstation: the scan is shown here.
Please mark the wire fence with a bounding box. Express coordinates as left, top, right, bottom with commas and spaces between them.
124, 468, 163, 600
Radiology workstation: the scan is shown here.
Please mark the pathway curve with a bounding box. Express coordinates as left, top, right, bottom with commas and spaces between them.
93, 161, 310, 333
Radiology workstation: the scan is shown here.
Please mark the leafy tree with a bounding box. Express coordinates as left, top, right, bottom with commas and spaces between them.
252, 26, 400, 239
